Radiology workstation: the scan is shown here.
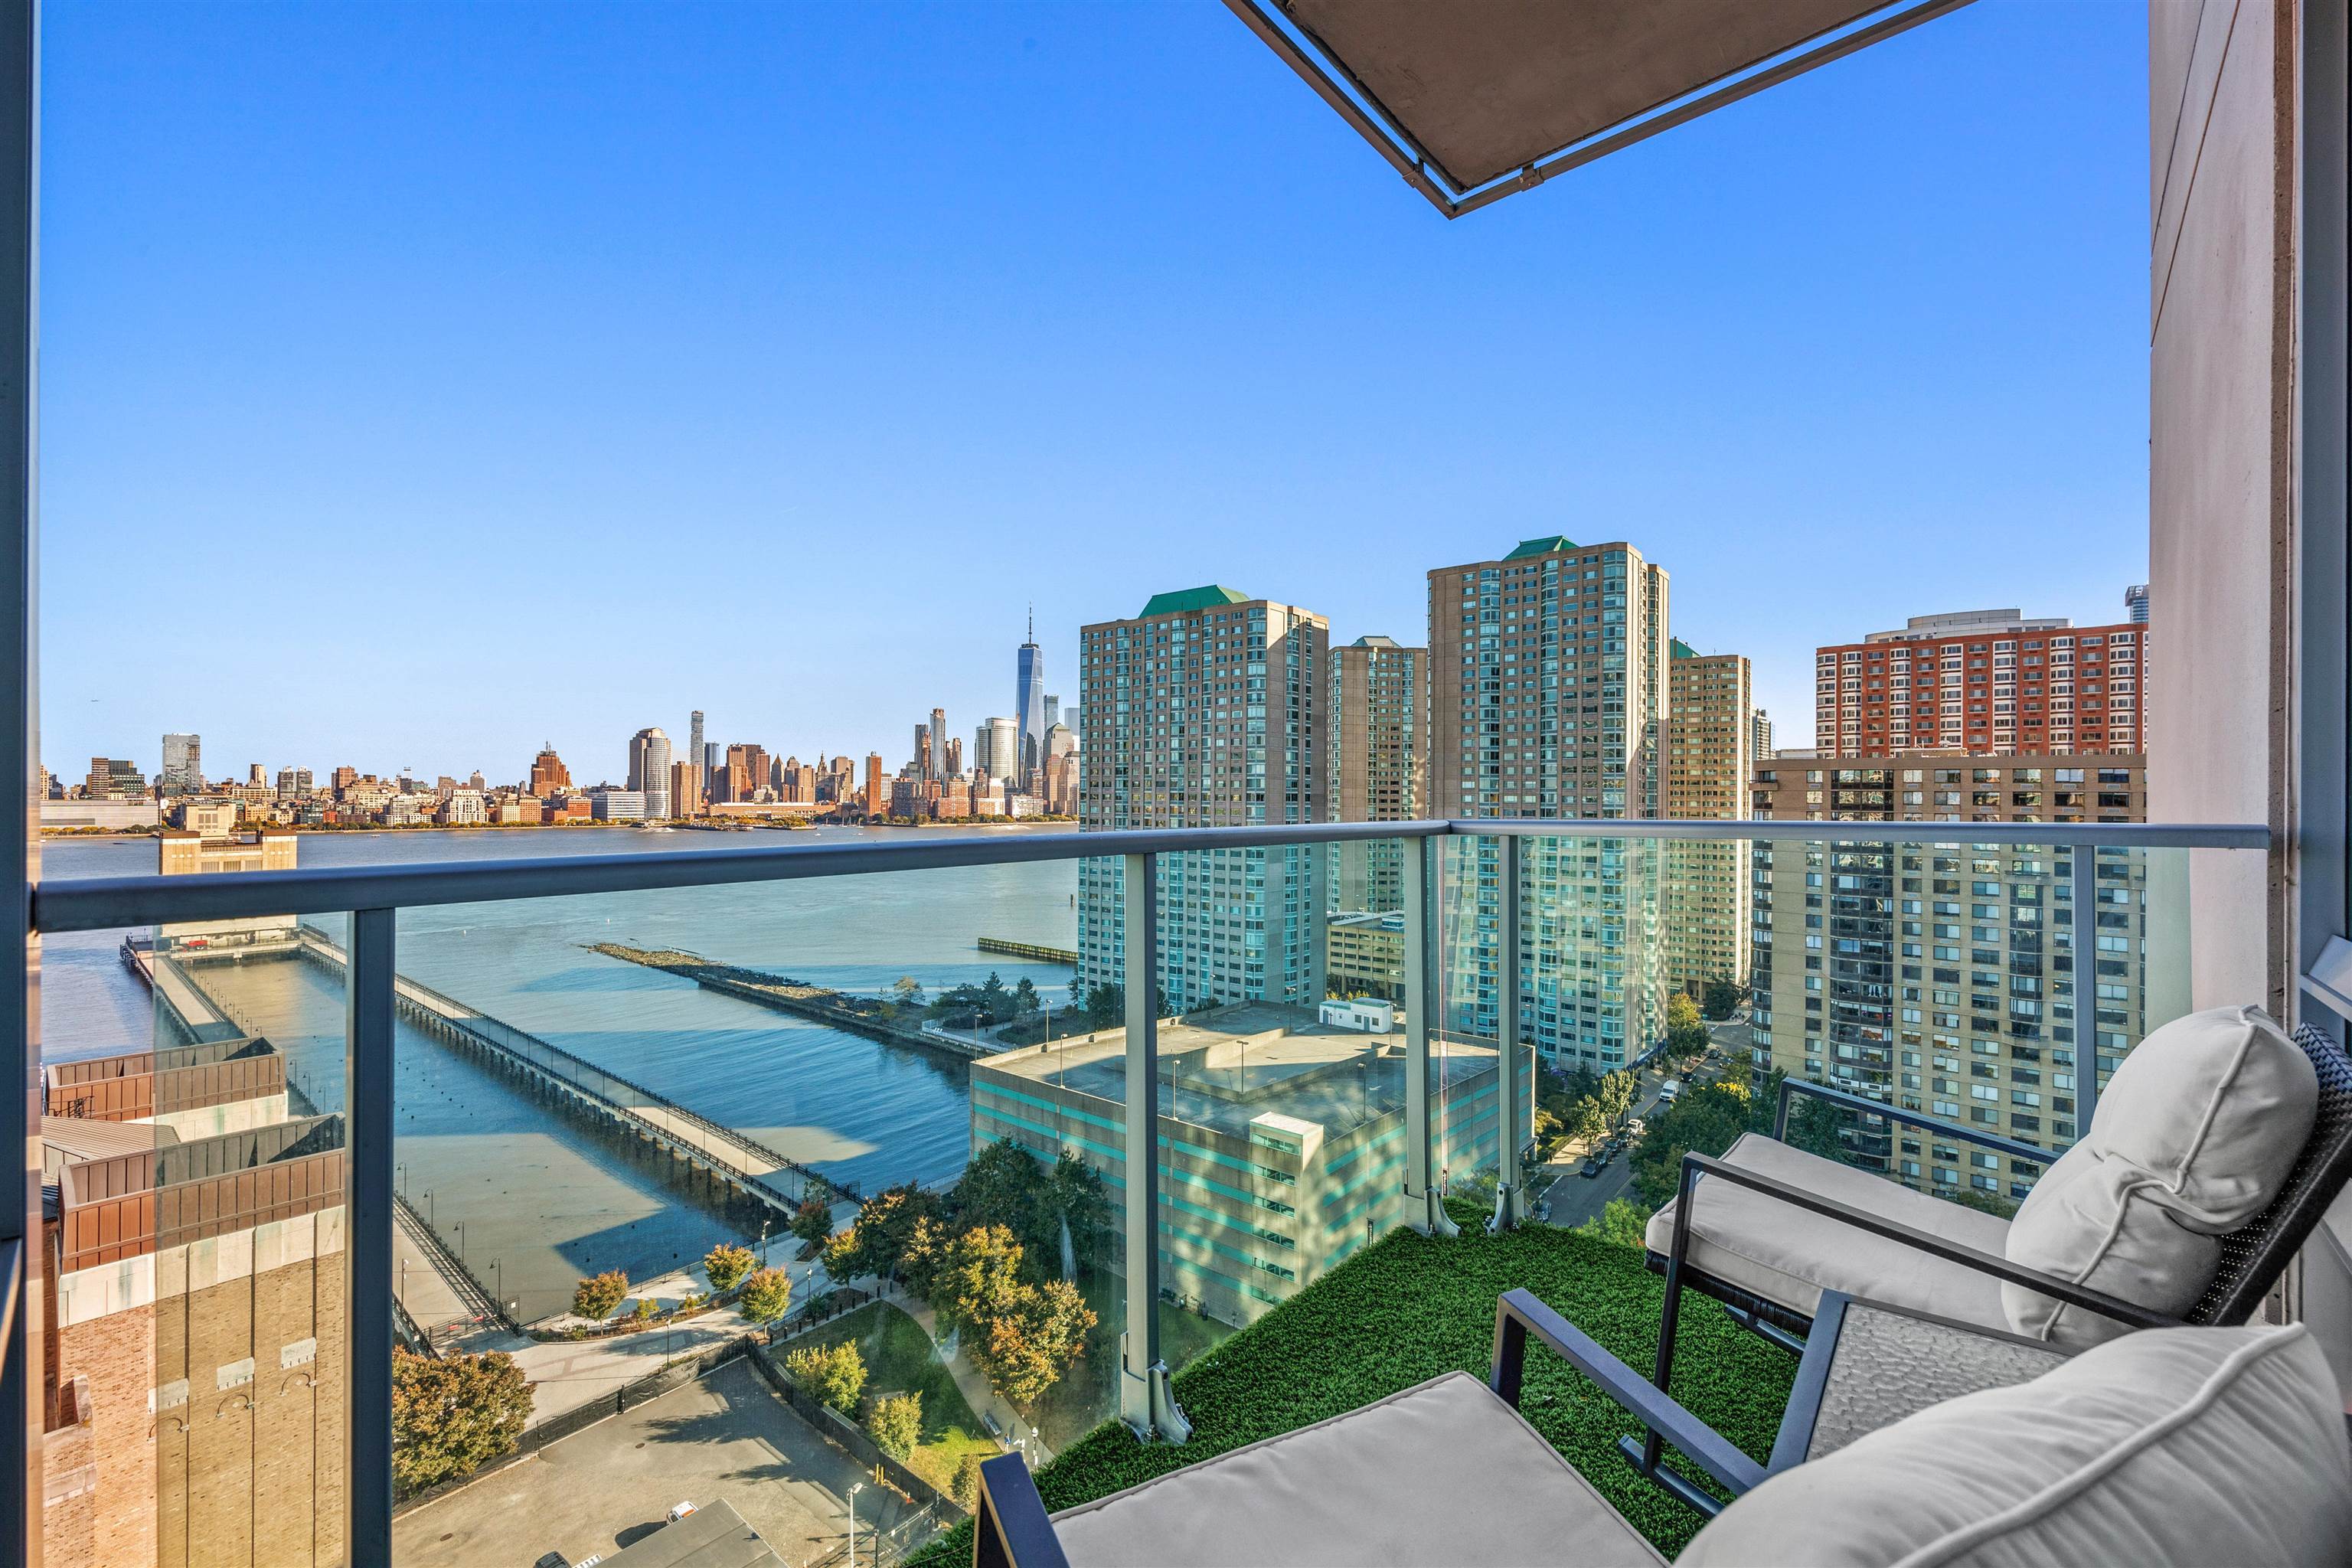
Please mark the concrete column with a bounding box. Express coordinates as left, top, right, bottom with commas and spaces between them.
1119, 852, 1188, 1442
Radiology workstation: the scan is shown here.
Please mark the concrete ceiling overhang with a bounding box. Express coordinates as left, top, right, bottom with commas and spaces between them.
1224, 0, 1977, 217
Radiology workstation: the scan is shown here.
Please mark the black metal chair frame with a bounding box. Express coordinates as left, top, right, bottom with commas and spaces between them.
972, 1288, 1775, 1566
1631, 1019, 2352, 1498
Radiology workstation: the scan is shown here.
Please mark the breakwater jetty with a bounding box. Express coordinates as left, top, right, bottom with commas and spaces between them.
587, 942, 998, 1063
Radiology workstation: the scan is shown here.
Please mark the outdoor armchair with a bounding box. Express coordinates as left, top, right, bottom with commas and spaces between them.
970, 1291, 2352, 1568
1633, 1006, 2352, 1493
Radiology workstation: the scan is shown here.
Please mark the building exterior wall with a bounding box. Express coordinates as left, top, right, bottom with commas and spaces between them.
1815, 619, 2149, 760
1076, 592, 1330, 1011
969, 1021, 1500, 1326
1749, 753, 2149, 1202
1427, 539, 1671, 1068
1326, 637, 1423, 919
1664, 648, 1753, 997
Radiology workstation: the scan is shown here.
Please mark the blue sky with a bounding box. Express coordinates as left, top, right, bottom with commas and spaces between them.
39, 1, 2149, 786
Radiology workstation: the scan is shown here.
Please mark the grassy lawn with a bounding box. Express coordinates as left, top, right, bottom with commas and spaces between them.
909, 1223, 1797, 1566
791, 1301, 998, 1495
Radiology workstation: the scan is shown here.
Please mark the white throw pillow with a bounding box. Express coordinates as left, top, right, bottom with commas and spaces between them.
2001, 1004, 2314, 1345
1680, 1325, 2352, 1568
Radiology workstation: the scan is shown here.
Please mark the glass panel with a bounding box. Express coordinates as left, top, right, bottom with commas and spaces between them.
41, 830, 336, 1568
343, 830, 1106, 1565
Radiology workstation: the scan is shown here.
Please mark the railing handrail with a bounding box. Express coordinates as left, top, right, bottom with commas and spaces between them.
28, 817, 2269, 933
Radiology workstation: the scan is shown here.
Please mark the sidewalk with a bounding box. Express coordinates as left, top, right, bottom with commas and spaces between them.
871, 1286, 1048, 1467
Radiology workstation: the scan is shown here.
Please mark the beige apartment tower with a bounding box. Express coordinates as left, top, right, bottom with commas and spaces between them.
1326, 633, 1423, 907
1662, 642, 1753, 998
1076, 587, 1329, 1010
1427, 537, 1671, 1067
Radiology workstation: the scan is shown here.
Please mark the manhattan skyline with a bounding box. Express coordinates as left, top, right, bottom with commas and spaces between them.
40, 2, 2147, 773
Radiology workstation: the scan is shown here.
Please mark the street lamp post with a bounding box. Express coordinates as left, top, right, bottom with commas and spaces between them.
454, 1219, 466, 1266
848, 1481, 864, 1568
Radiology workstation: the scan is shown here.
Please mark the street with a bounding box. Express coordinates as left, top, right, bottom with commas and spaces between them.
1529, 1011, 1751, 1228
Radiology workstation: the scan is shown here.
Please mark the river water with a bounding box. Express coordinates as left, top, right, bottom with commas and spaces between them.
41, 825, 1080, 1319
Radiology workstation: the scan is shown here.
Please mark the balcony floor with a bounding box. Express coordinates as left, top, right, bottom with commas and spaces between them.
914, 1214, 1798, 1563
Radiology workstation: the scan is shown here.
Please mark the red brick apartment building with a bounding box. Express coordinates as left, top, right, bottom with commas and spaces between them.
1815, 609, 2148, 759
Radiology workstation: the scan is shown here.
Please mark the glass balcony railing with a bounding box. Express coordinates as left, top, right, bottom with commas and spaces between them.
25, 816, 2264, 1566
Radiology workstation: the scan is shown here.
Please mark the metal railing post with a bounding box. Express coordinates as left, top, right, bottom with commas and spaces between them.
1118, 853, 1187, 1442
1400, 835, 1455, 1235
1494, 838, 1525, 1230
2070, 846, 2100, 1134
345, 908, 397, 1556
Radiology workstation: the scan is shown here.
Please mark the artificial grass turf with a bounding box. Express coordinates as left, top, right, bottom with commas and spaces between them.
906, 1223, 1798, 1566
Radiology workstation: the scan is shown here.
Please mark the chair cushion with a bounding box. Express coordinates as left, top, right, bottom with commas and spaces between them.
1680, 1323, 2352, 1568
1643, 1131, 2013, 1326
1047, 1370, 1667, 1568
2003, 1004, 2316, 1346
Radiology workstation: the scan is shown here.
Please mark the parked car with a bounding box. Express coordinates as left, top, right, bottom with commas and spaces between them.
1579, 1156, 1602, 1178
1625, 1117, 1645, 1138
1659, 1078, 1682, 1106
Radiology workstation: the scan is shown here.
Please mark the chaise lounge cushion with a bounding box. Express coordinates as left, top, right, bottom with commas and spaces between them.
1643, 1131, 2014, 1325
1679, 1322, 2352, 1567
2002, 1004, 2316, 1345
1047, 1370, 1666, 1568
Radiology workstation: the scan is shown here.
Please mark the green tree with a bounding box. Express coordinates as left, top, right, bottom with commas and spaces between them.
572, 1269, 628, 1321
1701, 975, 1745, 1020
1573, 1197, 1655, 1250
952, 1139, 1057, 1262
390, 1348, 532, 1492
1084, 982, 1125, 1030
927, 1224, 1028, 1338
1666, 991, 1709, 1057
869, 1390, 923, 1460
951, 1452, 983, 1511
785, 1339, 867, 1411
1568, 1096, 1611, 1147
972, 1277, 1096, 1406
1945, 1187, 2018, 1218
891, 975, 926, 1009
1598, 1069, 1638, 1125
789, 1197, 834, 1250
1048, 1151, 1112, 1273
822, 1184, 946, 1284
702, 1243, 755, 1294
738, 1266, 794, 1325
1629, 1080, 1755, 1209
1011, 976, 1040, 1017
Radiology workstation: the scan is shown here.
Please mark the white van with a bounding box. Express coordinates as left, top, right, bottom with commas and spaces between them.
1658, 1079, 1681, 1106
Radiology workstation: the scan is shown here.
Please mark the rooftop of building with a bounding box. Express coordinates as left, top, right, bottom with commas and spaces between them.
1138, 585, 1251, 616
976, 1001, 1496, 1142
1503, 535, 1578, 559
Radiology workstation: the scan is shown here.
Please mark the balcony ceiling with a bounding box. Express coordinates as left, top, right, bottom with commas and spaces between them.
1227, 0, 1975, 216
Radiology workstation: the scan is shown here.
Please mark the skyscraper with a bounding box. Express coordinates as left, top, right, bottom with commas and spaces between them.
930, 707, 948, 782
1663, 642, 1753, 998
1043, 694, 1060, 732
1015, 609, 1047, 789
628, 727, 673, 818
1429, 537, 1671, 1067
161, 732, 201, 795
529, 745, 570, 795
1751, 707, 1774, 762
914, 723, 933, 779
689, 710, 706, 787
988, 717, 1019, 785
1327, 635, 1423, 913
1077, 586, 1328, 1009
2124, 583, 2151, 625
863, 752, 887, 818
